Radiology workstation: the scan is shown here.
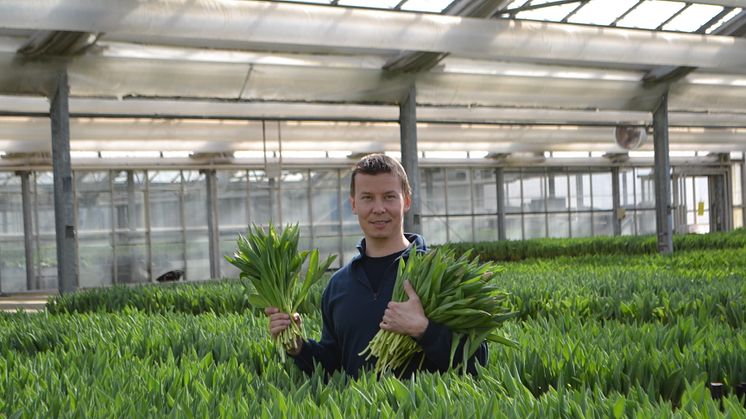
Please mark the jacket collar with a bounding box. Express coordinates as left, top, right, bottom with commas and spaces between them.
351, 233, 427, 263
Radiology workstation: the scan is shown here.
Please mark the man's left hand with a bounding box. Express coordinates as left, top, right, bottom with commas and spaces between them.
380, 280, 429, 339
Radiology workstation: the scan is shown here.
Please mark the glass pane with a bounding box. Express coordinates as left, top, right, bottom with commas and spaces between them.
733, 164, 742, 206
568, 173, 591, 210
473, 169, 497, 214
474, 215, 498, 242
617, 0, 686, 30
569, 0, 641, 26
620, 169, 635, 208
636, 210, 656, 235
281, 170, 310, 226
421, 168, 446, 215
505, 214, 523, 240
734, 208, 743, 229
447, 215, 474, 243
571, 212, 593, 238
311, 170, 340, 227
340, 170, 358, 233
183, 170, 209, 281
522, 172, 545, 212
504, 172, 522, 213
446, 168, 472, 215
547, 213, 570, 238
112, 171, 148, 283
76, 171, 113, 288
35, 172, 57, 289
593, 211, 614, 237
621, 210, 635, 236
148, 170, 187, 281
636, 168, 655, 209
314, 235, 343, 270
218, 170, 248, 232
546, 172, 568, 212
341, 235, 361, 267
695, 176, 709, 226
0, 172, 25, 291
422, 215, 448, 245
524, 213, 546, 239
249, 170, 278, 226
591, 172, 613, 210
663, 4, 723, 32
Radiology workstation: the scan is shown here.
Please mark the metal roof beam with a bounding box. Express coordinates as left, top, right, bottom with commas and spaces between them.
384, 0, 512, 73
1, 0, 746, 71
644, 10, 746, 85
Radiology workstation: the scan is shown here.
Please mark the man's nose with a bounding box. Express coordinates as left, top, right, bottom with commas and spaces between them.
372, 199, 385, 213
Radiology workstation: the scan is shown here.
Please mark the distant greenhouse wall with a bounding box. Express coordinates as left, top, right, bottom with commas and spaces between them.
0, 160, 742, 292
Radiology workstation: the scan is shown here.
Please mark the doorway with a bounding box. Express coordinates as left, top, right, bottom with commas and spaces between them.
672, 168, 731, 234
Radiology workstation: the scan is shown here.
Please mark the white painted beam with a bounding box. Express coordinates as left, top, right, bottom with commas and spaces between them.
0, 0, 745, 70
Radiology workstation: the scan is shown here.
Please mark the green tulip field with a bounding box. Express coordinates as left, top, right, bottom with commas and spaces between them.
2, 231, 745, 417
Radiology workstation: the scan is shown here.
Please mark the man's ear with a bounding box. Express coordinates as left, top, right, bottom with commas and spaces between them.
403, 193, 412, 213
349, 195, 357, 214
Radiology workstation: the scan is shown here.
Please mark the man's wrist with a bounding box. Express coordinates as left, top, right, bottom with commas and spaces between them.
413, 318, 429, 340
286, 338, 304, 356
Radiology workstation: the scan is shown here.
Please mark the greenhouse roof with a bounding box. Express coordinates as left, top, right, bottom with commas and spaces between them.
0, 0, 745, 165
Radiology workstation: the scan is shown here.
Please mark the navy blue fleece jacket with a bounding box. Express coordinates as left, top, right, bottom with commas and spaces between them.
291, 233, 488, 377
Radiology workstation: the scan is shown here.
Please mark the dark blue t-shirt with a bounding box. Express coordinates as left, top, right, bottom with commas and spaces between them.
361, 249, 405, 293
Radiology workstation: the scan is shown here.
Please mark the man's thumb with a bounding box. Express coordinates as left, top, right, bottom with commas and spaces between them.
403, 280, 419, 300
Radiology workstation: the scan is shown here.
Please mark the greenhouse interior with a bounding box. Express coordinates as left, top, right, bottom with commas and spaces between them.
1, 0, 745, 294
2, 0, 746, 417
0, 0, 746, 292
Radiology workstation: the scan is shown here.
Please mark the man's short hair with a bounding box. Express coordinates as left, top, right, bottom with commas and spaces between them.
350, 153, 412, 197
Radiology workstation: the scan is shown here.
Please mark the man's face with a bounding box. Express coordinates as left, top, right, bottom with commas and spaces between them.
350, 172, 411, 242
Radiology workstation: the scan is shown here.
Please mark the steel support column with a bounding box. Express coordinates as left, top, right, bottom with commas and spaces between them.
611, 167, 622, 236
50, 70, 78, 293
653, 93, 674, 254
742, 160, 746, 228
399, 84, 422, 235
495, 167, 506, 241
205, 169, 221, 279
19, 171, 36, 290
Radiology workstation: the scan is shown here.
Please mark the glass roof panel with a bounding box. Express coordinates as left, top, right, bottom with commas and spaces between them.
663, 4, 724, 32
504, 0, 531, 9
500, 0, 739, 35
515, 3, 580, 21
280, 0, 334, 4
338, 0, 401, 8
706, 7, 743, 33
400, 0, 454, 13
568, 0, 641, 26
615, 1, 686, 30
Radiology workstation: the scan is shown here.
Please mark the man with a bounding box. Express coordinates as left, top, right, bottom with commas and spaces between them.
266, 153, 487, 377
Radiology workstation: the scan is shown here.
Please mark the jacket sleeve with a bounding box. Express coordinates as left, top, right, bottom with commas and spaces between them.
415, 320, 488, 374
290, 286, 342, 375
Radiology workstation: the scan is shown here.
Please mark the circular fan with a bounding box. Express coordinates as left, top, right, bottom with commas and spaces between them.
614, 126, 647, 150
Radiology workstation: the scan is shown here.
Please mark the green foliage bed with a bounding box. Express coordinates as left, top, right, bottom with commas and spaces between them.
1, 230, 744, 417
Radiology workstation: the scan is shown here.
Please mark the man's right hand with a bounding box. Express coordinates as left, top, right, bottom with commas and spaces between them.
265, 307, 303, 356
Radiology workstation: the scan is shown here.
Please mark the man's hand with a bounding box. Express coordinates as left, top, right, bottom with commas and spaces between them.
380, 280, 429, 339
265, 307, 303, 356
